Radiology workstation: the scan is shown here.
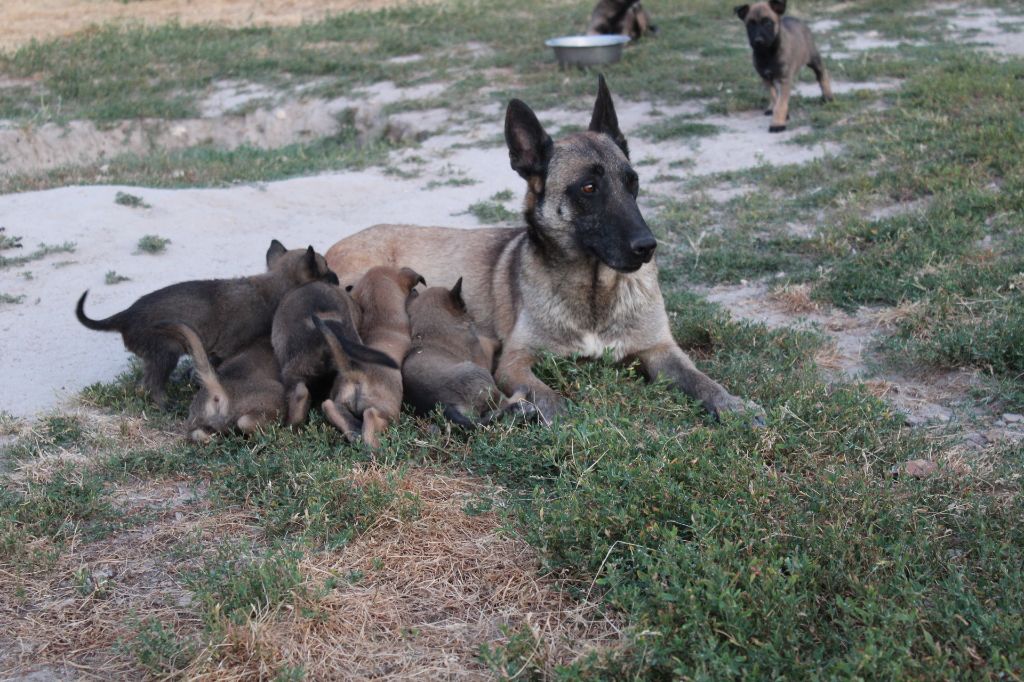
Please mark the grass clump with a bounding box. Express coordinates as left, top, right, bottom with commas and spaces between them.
637, 115, 721, 142
185, 541, 306, 627
126, 618, 196, 676
0, 242, 76, 269
136, 234, 171, 254
105, 270, 131, 285
0, 293, 25, 305
466, 189, 518, 224
114, 191, 151, 209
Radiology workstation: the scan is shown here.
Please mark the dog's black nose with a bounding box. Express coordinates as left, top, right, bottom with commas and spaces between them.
630, 236, 657, 261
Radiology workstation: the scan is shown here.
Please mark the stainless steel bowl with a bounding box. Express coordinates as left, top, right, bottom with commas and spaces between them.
545, 35, 630, 68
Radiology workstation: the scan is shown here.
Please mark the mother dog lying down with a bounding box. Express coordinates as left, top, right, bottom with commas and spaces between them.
327, 76, 764, 425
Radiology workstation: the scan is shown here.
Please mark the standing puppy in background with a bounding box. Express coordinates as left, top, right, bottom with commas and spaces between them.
735, 0, 832, 132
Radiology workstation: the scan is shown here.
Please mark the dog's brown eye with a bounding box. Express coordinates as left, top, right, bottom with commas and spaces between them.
581, 183, 597, 195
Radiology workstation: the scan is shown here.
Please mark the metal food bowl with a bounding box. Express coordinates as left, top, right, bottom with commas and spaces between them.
545, 35, 630, 68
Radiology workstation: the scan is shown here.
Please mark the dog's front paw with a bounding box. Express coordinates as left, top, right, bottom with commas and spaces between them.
526, 389, 567, 426
707, 394, 766, 428
769, 124, 787, 133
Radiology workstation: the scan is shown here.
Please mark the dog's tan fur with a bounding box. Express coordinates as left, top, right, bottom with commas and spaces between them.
76, 240, 336, 406
324, 266, 423, 448
326, 78, 763, 426
156, 322, 285, 442
735, 0, 832, 132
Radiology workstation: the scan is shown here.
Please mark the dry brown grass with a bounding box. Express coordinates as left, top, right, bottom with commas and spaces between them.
768, 283, 820, 315
0, 0, 439, 52
186, 469, 623, 680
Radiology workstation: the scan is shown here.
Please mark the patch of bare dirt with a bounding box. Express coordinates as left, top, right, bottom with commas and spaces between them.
698, 280, 1024, 450
0, 0, 438, 52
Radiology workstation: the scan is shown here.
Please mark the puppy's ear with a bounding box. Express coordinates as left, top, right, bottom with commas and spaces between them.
589, 74, 629, 159
768, 0, 786, 15
505, 99, 553, 184
266, 239, 287, 267
398, 267, 426, 292
734, 4, 750, 20
450, 277, 466, 311
304, 246, 317, 274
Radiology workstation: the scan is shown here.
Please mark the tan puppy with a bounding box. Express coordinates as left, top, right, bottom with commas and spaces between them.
326, 77, 764, 427
155, 322, 285, 443
320, 266, 424, 448
402, 279, 526, 428
76, 240, 337, 407
271, 281, 394, 426
735, 0, 833, 132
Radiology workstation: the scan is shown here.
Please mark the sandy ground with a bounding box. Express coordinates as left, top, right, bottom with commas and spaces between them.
0, 0, 435, 52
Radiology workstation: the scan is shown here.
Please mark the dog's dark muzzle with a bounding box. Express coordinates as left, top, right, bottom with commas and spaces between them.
630, 234, 657, 263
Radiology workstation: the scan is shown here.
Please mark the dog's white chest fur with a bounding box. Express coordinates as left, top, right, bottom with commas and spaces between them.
576, 331, 627, 360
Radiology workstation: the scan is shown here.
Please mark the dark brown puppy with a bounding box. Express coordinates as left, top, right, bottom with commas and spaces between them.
76, 240, 337, 407
326, 77, 764, 427
271, 281, 396, 426
587, 0, 656, 40
402, 279, 525, 428
322, 266, 423, 448
735, 0, 832, 133
155, 322, 285, 442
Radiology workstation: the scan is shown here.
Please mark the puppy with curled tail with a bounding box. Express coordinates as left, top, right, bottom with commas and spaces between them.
76, 240, 337, 407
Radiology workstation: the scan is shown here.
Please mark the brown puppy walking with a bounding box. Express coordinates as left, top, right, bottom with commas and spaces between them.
735, 0, 832, 132
326, 76, 764, 426
155, 322, 285, 443
403, 279, 525, 428
76, 241, 337, 406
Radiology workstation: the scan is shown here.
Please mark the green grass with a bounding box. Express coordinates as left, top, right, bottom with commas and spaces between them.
466, 189, 518, 224
114, 191, 150, 209
637, 115, 721, 142
105, 270, 131, 285
136, 235, 170, 254
0, 241, 76, 269
0, 293, 25, 305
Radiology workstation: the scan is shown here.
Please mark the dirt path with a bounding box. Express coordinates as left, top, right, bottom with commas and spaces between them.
0, 0, 433, 52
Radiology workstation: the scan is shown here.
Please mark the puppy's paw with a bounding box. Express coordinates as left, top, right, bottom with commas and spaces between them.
769, 124, 787, 133
707, 394, 767, 428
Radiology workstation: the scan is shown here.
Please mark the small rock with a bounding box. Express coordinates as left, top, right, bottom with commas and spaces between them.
1002, 413, 1022, 423
177, 593, 194, 608
904, 459, 937, 479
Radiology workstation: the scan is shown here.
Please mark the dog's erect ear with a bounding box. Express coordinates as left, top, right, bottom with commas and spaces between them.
450, 277, 466, 310
266, 239, 287, 267
768, 0, 786, 15
734, 4, 750, 20
304, 246, 318, 274
589, 74, 629, 159
398, 267, 426, 292
505, 99, 553, 182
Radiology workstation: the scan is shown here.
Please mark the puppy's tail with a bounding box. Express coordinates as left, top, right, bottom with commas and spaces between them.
312, 315, 400, 371
443, 404, 479, 430
75, 290, 122, 331
152, 321, 228, 407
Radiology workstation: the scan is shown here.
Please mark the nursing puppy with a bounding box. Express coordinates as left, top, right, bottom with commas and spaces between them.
587, 0, 656, 40
402, 279, 526, 428
271, 281, 394, 426
76, 241, 337, 407
735, 0, 833, 132
325, 76, 764, 426
325, 266, 424, 447
155, 322, 285, 443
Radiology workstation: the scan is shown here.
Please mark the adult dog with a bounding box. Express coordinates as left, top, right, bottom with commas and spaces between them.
326, 76, 764, 425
